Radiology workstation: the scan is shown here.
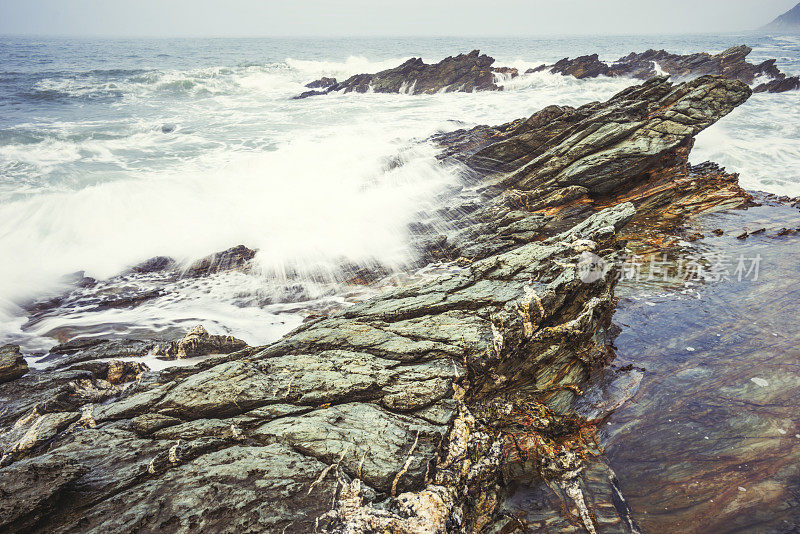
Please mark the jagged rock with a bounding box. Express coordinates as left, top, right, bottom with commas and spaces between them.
0, 202, 635, 533
305, 76, 337, 88
181, 244, 257, 278
128, 255, 176, 273
754, 75, 800, 93
428, 76, 752, 259
493, 66, 519, 79
0, 75, 754, 534
0, 345, 28, 384
542, 45, 798, 93
295, 50, 501, 98
551, 53, 611, 79
152, 325, 248, 360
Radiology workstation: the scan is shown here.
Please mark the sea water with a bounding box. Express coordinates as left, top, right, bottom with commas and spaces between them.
1, 33, 799, 350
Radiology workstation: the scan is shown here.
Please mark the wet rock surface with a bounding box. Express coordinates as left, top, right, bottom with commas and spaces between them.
0, 76, 757, 533
295, 50, 503, 98
754, 75, 800, 93
152, 325, 248, 360
0, 345, 28, 383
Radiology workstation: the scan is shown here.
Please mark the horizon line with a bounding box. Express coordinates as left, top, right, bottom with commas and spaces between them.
0, 29, 772, 40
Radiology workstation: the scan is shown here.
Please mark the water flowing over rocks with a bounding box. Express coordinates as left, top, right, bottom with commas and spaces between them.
0, 75, 754, 533
535, 45, 799, 93
21, 245, 259, 343
295, 50, 503, 98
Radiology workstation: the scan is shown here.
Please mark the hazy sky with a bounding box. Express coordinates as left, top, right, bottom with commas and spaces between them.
0, 0, 797, 37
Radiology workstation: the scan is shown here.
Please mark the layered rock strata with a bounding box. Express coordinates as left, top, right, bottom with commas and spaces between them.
423, 76, 752, 261
0, 75, 753, 533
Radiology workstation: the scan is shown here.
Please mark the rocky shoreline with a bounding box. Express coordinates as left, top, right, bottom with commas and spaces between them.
296, 45, 799, 99
531, 45, 800, 93
294, 50, 505, 99
0, 73, 769, 533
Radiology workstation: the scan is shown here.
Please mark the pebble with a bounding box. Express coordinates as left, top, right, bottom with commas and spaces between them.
750, 377, 769, 387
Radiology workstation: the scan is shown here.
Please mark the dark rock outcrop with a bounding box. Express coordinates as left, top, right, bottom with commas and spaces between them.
295, 50, 504, 98
540, 45, 799, 93
551, 53, 611, 79
305, 76, 337, 89
181, 244, 257, 278
754, 75, 800, 93
0, 76, 753, 533
0, 345, 28, 384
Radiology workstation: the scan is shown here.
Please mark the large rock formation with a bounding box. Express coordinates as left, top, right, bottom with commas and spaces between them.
763, 1, 800, 31
425, 75, 753, 261
0, 75, 752, 533
295, 50, 503, 99
535, 45, 799, 94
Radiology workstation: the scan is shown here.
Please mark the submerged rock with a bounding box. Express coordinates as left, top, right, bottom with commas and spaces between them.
38, 338, 155, 369
295, 50, 503, 98
20, 244, 259, 343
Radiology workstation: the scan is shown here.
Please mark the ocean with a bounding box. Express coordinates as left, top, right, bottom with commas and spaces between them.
1, 33, 799, 352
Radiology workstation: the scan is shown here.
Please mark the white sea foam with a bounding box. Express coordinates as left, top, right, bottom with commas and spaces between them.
285, 55, 412, 81
693, 90, 800, 195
